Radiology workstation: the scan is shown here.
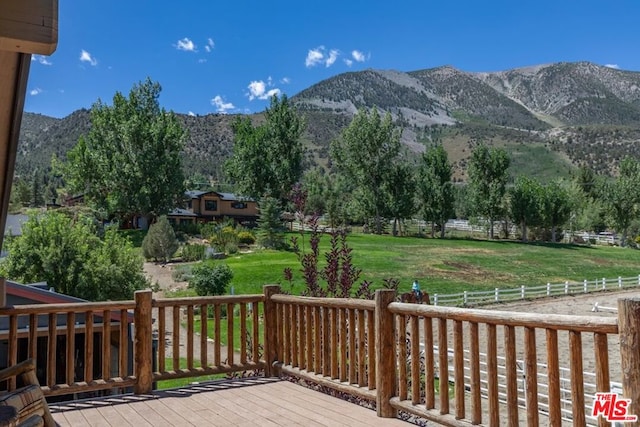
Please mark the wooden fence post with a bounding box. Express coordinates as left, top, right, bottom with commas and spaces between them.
263, 285, 281, 377
375, 289, 397, 418
618, 298, 640, 423
134, 290, 153, 394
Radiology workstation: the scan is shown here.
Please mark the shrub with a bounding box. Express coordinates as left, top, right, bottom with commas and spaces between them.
181, 243, 206, 262
188, 263, 233, 296
142, 216, 179, 262
237, 231, 256, 245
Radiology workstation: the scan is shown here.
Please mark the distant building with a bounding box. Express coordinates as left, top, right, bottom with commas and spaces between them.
168, 190, 258, 227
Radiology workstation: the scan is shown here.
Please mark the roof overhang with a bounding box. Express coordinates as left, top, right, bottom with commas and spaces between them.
0, 1, 58, 250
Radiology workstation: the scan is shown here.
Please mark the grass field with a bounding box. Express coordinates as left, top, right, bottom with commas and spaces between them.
167, 232, 640, 297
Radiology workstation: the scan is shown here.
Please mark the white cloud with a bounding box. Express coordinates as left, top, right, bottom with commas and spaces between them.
79, 49, 98, 66
306, 47, 325, 67
211, 95, 235, 113
306, 46, 342, 68
29, 88, 42, 96
204, 38, 215, 53
247, 80, 281, 101
188, 111, 196, 116
352, 50, 366, 62
280, 77, 291, 84
175, 37, 197, 52
326, 49, 339, 67
198, 58, 207, 64
344, 59, 353, 67
32, 55, 52, 66
604, 63, 620, 69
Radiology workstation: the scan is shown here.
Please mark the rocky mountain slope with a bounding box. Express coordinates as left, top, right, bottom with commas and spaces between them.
18, 61, 640, 182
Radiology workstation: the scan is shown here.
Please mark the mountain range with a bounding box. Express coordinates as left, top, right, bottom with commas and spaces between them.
17, 61, 640, 184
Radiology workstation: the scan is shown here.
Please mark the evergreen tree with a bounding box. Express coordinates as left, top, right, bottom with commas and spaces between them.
256, 196, 285, 249
142, 216, 179, 262
30, 170, 45, 207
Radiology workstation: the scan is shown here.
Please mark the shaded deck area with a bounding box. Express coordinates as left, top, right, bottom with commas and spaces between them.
50, 378, 410, 426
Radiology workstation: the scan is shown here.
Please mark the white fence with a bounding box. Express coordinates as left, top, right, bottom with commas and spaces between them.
426, 345, 619, 426
431, 275, 640, 306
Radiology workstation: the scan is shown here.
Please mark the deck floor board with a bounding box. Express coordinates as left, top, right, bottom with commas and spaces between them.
50, 378, 410, 426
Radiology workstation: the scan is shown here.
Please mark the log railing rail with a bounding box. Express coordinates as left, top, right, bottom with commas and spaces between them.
1, 287, 639, 427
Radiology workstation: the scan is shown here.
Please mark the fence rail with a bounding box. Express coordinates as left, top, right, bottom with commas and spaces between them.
432, 275, 640, 306
2, 285, 640, 426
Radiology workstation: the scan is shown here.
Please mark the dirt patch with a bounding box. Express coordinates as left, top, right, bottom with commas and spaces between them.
144, 262, 188, 295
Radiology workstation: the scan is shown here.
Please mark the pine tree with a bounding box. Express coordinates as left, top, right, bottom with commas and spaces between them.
142, 216, 179, 262
256, 196, 285, 249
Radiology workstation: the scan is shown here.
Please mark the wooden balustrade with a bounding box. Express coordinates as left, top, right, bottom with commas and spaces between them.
270, 293, 377, 402
0, 285, 638, 427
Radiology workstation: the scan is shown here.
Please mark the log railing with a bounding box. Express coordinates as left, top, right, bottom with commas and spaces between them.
1, 286, 640, 427
270, 292, 377, 401
0, 300, 137, 397
151, 293, 266, 383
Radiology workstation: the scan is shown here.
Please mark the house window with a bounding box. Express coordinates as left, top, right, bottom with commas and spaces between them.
205, 200, 217, 211
231, 201, 247, 209
187, 200, 192, 209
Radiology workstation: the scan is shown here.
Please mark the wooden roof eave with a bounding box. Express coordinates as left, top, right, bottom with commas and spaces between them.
0, 1, 58, 250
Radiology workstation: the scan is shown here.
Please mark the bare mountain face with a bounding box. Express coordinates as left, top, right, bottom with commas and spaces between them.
17, 61, 640, 182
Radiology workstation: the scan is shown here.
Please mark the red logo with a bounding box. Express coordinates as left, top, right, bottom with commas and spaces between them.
592, 392, 637, 422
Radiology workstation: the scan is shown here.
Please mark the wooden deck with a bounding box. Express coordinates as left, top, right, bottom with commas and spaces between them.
50, 377, 410, 426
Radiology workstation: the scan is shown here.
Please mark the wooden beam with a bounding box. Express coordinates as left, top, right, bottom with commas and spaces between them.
0, 0, 58, 55
0, 51, 30, 252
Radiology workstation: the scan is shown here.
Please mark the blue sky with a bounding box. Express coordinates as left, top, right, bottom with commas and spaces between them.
25, 1, 640, 118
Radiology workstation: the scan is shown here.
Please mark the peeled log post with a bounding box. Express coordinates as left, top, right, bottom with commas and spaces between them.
134, 290, 153, 394
375, 289, 397, 418
618, 298, 640, 424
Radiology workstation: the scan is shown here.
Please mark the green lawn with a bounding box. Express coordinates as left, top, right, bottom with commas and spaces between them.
166, 232, 640, 297
193, 313, 264, 353
156, 357, 227, 389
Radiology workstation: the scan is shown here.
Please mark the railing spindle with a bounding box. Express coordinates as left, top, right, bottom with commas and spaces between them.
340, 308, 347, 382
119, 309, 128, 378
8, 314, 17, 390
398, 314, 407, 401
546, 329, 561, 426
158, 306, 165, 372
85, 311, 94, 382
283, 303, 291, 366
487, 324, 499, 427
348, 308, 356, 385
424, 316, 435, 409
240, 303, 247, 365
594, 332, 610, 427
438, 318, 449, 414
330, 307, 338, 379
410, 315, 420, 405
186, 305, 194, 369
200, 303, 208, 368
367, 309, 376, 389
29, 313, 37, 360
569, 331, 586, 426
297, 304, 304, 369
214, 304, 221, 366
524, 327, 538, 426
453, 319, 465, 419
504, 325, 518, 426
314, 306, 321, 374
227, 303, 234, 365
469, 321, 481, 424
66, 312, 75, 385
357, 309, 365, 387
305, 305, 313, 371
252, 301, 260, 363
291, 303, 298, 368
172, 305, 180, 370
102, 309, 111, 380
